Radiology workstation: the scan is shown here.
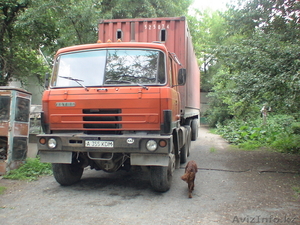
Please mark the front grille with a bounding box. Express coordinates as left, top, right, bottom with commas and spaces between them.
83, 109, 121, 114
83, 108, 122, 130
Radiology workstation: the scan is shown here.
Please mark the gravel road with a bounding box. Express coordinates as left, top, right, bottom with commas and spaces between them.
0, 126, 299, 225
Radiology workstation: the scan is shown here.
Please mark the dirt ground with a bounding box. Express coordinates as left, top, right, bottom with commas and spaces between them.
197, 127, 300, 224
0, 126, 299, 225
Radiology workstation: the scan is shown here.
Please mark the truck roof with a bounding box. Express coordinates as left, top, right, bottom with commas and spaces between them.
55, 42, 169, 56
99, 16, 186, 24
0, 86, 32, 95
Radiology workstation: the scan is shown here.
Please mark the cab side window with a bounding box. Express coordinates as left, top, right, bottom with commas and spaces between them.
157, 52, 166, 84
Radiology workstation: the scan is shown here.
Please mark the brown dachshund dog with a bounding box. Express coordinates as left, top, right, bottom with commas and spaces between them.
181, 160, 198, 198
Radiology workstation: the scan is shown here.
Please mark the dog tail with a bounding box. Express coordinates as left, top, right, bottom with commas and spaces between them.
181, 172, 195, 183
181, 173, 189, 182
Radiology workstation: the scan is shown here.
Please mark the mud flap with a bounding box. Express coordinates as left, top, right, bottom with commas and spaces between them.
39, 151, 72, 164
130, 154, 169, 166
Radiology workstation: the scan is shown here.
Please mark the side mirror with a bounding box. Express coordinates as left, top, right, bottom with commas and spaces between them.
178, 68, 186, 85
45, 72, 50, 89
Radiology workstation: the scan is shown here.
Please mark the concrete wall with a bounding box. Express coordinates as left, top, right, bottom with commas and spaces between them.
9, 77, 44, 105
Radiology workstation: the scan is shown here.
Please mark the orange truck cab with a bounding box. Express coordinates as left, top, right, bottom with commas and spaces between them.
37, 17, 200, 192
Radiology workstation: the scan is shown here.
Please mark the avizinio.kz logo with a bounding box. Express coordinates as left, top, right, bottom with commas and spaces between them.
232, 215, 299, 223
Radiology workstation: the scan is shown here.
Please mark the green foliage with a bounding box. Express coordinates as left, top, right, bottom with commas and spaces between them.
226, 0, 300, 36
0, 0, 31, 85
187, 1, 300, 154
103, 0, 192, 19
216, 114, 300, 153
271, 134, 300, 154
187, 10, 226, 92
0, 0, 53, 86
214, 32, 300, 116
292, 122, 300, 135
0, 186, 7, 195
205, 97, 232, 127
3, 157, 52, 181
203, 0, 300, 127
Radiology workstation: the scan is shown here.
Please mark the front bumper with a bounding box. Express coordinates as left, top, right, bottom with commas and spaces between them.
37, 133, 172, 166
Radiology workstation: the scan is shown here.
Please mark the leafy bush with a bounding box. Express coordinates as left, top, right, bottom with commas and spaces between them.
292, 122, 300, 135
3, 157, 52, 181
206, 107, 232, 127
271, 134, 300, 154
216, 114, 300, 153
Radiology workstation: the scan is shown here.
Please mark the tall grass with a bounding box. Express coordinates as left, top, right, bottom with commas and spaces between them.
3, 157, 52, 181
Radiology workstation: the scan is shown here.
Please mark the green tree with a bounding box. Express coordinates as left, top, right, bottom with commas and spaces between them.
102, 0, 192, 19
216, 33, 300, 115
1, 0, 29, 85
187, 10, 226, 92
0, 0, 57, 86
206, 0, 300, 125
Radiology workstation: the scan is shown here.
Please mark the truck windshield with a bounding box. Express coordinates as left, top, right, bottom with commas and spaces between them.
51, 49, 166, 87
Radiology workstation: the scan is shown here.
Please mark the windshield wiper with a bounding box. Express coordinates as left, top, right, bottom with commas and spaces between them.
59, 76, 89, 91
105, 80, 131, 84
105, 79, 148, 90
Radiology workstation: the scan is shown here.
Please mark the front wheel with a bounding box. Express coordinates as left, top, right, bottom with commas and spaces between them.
52, 163, 83, 186
150, 153, 175, 192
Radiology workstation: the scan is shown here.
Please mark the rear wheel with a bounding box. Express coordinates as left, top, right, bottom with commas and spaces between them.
191, 119, 198, 141
52, 163, 83, 186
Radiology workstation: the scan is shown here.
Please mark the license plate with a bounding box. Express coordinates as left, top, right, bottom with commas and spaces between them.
85, 140, 114, 148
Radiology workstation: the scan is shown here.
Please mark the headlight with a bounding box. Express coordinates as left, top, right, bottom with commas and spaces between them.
146, 140, 157, 151
48, 138, 57, 149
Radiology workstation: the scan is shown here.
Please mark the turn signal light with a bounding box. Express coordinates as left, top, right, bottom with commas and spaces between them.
39, 138, 46, 145
159, 140, 167, 147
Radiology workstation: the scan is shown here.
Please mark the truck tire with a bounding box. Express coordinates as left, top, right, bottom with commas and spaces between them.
150, 152, 175, 192
191, 119, 198, 141
52, 163, 83, 186
180, 126, 191, 163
